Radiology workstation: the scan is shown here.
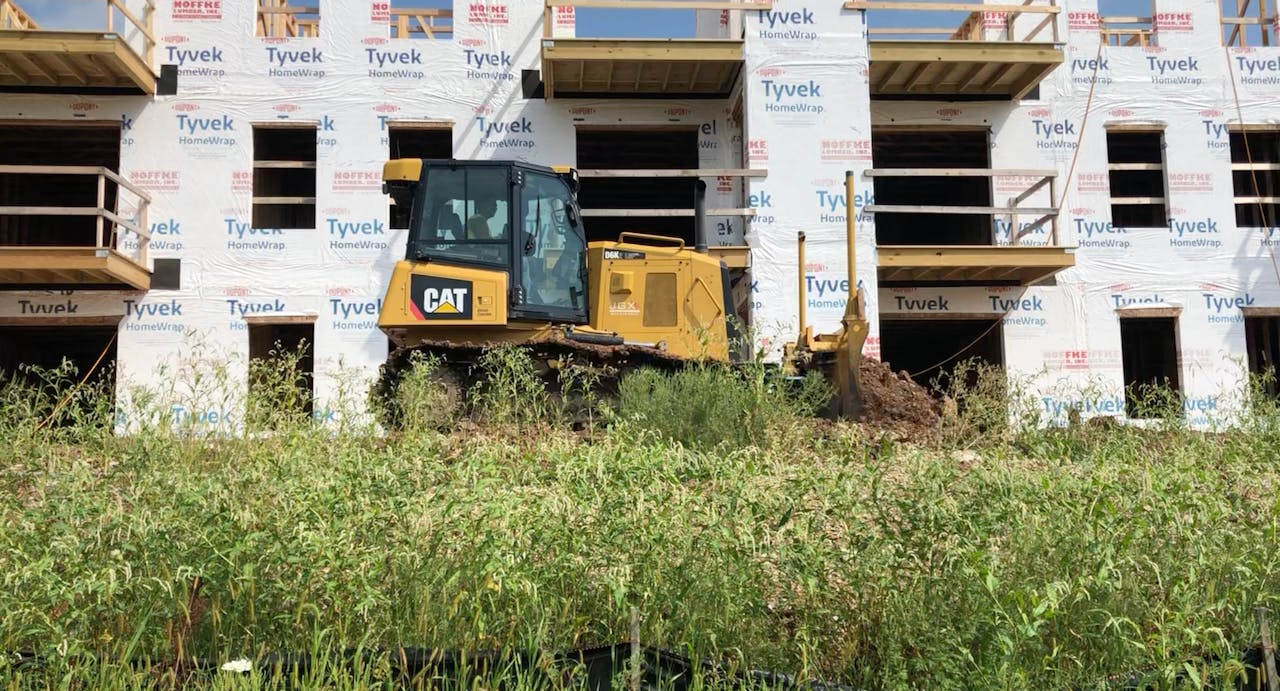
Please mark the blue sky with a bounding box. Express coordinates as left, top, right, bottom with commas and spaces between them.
15, 0, 697, 37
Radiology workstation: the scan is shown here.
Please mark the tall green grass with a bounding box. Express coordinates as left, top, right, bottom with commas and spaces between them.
2, 348, 1280, 689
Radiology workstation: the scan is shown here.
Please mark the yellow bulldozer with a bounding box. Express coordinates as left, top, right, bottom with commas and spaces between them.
373, 158, 867, 422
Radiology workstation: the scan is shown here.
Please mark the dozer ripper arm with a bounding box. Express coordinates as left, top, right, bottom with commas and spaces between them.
785, 170, 868, 420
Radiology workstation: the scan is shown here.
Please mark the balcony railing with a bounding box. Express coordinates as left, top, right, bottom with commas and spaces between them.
1099, 15, 1153, 46
537, 0, 769, 99
390, 7, 453, 39
1222, 7, 1278, 46
846, 0, 1062, 99
0, 0, 157, 93
865, 168, 1073, 285
850, 0, 1060, 43
257, 0, 318, 38
0, 165, 152, 290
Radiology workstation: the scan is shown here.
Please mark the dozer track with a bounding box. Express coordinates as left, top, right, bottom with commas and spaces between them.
372, 333, 702, 429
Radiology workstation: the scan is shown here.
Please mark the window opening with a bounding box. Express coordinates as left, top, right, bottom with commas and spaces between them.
1106, 130, 1168, 228
1229, 128, 1280, 229
252, 125, 316, 230
248, 321, 315, 419
1246, 315, 1280, 398
1119, 316, 1181, 417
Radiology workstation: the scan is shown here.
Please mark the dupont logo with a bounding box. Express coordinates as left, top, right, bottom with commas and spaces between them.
757, 67, 784, 78
1110, 108, 1135, 117
460, 37, 485, 47
468, 3, 508, 25
274, 103, 300, 113
363, 36, 388, 46
365, 40, 425, 79
69, 101, 98, 112
569, 107, 596, 116
755, 7, 817, 41
172, 102, 199, 112
374, 103, 399, 113
936, 107, 962, 121
665, 106, 690, 117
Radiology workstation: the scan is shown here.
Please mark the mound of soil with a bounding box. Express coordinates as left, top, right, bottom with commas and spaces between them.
857, 358, 942, 441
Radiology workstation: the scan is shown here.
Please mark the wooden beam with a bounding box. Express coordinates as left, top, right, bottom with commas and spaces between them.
578, 168, 767, 177
866, 168, 1056, 177
542, 39, 744, 64
867, 204, 1058, 215
580, 208, 757, 217
548, 0, 774, 9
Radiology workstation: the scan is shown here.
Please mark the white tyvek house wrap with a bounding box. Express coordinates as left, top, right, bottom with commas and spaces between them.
0, 1, 746, 433
743, 1, 880, 359
871, 0, 1280, 429
2, 0, 1279, 430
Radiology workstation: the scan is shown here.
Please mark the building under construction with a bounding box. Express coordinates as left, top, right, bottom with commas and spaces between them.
0, 0, 1277, 430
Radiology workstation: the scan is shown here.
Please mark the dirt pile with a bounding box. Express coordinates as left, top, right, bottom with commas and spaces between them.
856, 358, 941, 441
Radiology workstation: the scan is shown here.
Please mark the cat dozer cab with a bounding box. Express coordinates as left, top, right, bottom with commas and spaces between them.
374, 158, 867, 421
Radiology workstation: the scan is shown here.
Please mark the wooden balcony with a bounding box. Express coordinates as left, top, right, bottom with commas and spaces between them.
1099, 16, 1153, 46
257, 0, 318, 38
846, 0, 1063, 100
390, 8, 452, 39
867, 168, 1074, 286
0, 0, 157, 94
0, 165, 151, 290
538, 0, 768, 99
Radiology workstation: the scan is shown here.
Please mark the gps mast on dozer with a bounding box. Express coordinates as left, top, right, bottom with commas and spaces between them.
373, 158, 867, 420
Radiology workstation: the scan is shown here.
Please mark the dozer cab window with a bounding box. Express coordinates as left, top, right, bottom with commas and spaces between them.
409, 166, 510, 268
517, 172, 587, 319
